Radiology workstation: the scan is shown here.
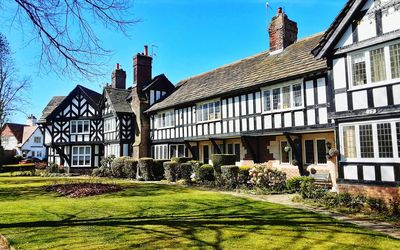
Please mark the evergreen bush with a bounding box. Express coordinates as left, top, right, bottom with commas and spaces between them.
211, 154, 236, 174
163, 161, 178, 182
137, 158, 155, 181
221, 165, 239, 189
198, 164, 215, 182
179, 163, 192, 182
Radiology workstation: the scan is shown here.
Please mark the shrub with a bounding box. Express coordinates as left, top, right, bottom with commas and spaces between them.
163, 161, 178, 182
211, 154, 236, 174
366, 197, 387, 213
388, 197, 400, 217
0, 163, 36, 173
92, 156, 114, 177
321, 192, 340, 207
249, 164, 287, 191
188, 160, 202, 180
111, 157, 126, 178
35, 162, 48, 170
137, 158, 154, 181
153, 160, 167, 180
198, 164, 215, 182
221, 165, 239, 189
238, 166, 251, 186
46, 163, 65, 174
123, 158, 138, 179
171, 157, 192, 164
299, 181, 327, 200
179, 163, 192, 182
0, 146, 4, 166
286, 176, 315, 193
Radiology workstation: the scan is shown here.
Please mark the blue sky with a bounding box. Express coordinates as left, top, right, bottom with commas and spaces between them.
1, 0, 347, 124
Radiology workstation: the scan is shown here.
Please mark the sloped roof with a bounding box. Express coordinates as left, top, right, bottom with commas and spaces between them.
38, 85, 102, 123
147, 33, 327, 112
313, 0, 367, 58
21, 125, 39, 146
104, 87, 133, 114
1, 123, 25, 142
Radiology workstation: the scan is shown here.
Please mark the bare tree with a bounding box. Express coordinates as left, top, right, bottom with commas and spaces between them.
0, 33, 29, 137
3, 0, 137, 78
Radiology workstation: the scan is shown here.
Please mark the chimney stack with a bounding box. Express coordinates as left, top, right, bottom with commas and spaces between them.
268, 7, 298, 53
133, 45, 153, 90
26, 114, 37, 126
111, 63, 127, 89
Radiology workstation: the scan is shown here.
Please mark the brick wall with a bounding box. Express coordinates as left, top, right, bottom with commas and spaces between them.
338, 183, 400, 202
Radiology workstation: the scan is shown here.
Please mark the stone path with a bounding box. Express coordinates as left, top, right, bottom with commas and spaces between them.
223, 192, 400, 239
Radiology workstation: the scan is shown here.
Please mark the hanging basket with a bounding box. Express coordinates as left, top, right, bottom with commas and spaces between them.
284, 146, 291, 153
328, 148, 339, 157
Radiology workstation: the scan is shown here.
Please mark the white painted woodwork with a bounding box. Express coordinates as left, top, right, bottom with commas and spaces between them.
352, 91, 368, 110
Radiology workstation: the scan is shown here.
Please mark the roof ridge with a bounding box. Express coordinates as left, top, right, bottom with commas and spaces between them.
177, 32, 325, 86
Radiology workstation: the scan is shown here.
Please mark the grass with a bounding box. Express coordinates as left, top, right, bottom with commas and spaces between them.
0, 177, 399, 250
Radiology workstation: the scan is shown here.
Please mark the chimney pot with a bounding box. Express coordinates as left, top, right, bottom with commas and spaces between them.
277, 7, 282, 14
116, 63, 120, 70
144, 45, 149, 56
111, 65, 126, 89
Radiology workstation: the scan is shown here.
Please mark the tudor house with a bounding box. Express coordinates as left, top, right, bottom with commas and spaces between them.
146, 8, 338, 181
314, 0, 400, 193
38, 48, 174, 170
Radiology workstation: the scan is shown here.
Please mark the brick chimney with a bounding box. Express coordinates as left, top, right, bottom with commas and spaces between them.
26, 114, 37, 126
111, 63, 127, 89
268, 7, 298, 53
133, 45, 152, 90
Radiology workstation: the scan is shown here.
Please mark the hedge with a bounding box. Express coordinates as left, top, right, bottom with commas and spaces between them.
188, 160, 202, 180
238, 166, 251, 186
179, 163, 192, 181
198, 164, 214, 182
123, 158, 138, 179
171, 157, 192, 164
211, 154, 236, 174
163, 162, 178, 182
221, 165, 239, 189
0, 163, 36, 173
137, 158, 154, 181
153, 160, 168, 180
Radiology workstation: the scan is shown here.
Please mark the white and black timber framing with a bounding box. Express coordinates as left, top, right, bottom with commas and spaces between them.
314, 0, 400, 185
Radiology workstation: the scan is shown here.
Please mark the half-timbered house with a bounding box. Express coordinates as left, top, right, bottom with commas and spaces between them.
147, 8, 338, 181
38, 85, 104, 171
314, 0, 400, 195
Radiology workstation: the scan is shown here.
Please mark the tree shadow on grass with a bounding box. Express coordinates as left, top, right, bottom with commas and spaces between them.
1, 198, 397, 249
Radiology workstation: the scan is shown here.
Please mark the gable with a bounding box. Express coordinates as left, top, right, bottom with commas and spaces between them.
315, 0, 400, 58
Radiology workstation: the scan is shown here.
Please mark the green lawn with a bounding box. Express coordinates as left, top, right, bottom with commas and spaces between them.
0, 177, 399, 250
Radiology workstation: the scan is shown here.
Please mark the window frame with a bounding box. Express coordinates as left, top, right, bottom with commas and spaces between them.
339, 118, 400, 163
71, 146, 91, 167
303, 139, 328, 166
152, 144, 169, 160
169, 144, 186, 158
104, 117, 116, 133
347, 40, 400, 90
196, 99, 222, 123
261, 80, 304, 114
33, 136, 42, 144
70, 120, 90, 135
155, 110, 175, 129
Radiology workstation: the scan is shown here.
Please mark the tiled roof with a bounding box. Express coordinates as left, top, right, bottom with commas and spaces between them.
104, 87, 133, 114
147, 33, 327, 112
38, 96, 66, 123
21, 126, 38, 146
1, 123, 25, 142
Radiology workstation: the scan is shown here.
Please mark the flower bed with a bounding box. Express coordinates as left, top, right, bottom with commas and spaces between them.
43, 182, 123, 198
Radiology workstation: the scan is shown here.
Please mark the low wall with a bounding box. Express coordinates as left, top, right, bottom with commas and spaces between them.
338, 183, 400, 202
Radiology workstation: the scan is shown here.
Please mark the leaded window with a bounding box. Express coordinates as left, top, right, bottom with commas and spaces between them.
71, 120, 90, 134
370, 48, 387, 83
377, 123, 393, 158
293, 84, 302, 107
352, 53, 367, 86
304, 140, 314, 164
197, 101, 221, 122
359, 124, 374, 158
72, 146, 91, 166
263, 90, 271, 111
282, 86, 291, 109
273, 88, 281, 110
390, 43, 400, 79
343, 126, 356, 158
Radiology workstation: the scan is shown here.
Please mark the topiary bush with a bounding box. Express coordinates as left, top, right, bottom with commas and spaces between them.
171, 157, 192, 164
153, 160, 168, 180
111, 157, 127, 178
179, 163, 192, 182
188, 160, 202, 180
221, 165, 239, 189
163, 161, 178, 182
123, 158, 138, 179
286, 176, 315, 193
198, 164, 215, 183
249, 164, 287, 191
92, 156, 114, 177
137, 158, 154, 181
238, 166, 252, 186
211, 154, 236, 174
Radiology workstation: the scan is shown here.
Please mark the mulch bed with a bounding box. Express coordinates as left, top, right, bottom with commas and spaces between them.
43, 183, 123, 198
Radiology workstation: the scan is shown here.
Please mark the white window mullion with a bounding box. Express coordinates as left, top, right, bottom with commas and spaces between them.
365, 51, 372, 84
391, 121, 398, 158
372, 123, 379, 159
384, 46, 392, 81
355, 125, 361, 159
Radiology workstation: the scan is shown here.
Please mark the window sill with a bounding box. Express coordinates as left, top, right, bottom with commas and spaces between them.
262, 106, 304, 115
196, 119, 222, 125
349, 78, 400, 91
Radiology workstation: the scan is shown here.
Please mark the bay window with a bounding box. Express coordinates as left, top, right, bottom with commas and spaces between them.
197, 100, 221, 122
72, 146, 91, 167
340, 119, 400, 161
263, 82, 303, 112
71, 120, 90, 134
349, 41, 400, 88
